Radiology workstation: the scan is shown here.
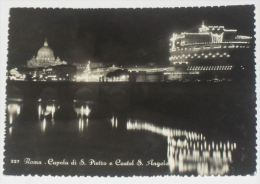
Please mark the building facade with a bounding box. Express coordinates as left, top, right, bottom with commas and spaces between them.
168, 22, 252, 81
27, 39, 67, 68
9, 39, 76, 81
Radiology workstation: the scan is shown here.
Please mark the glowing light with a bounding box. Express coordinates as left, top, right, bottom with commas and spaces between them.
85, 105, 91, 117
86, 118, 89, 127
80, 106, 84, 116
27, 39, 67, 68
51, 105, 55, 119
111, 116, 118, 128
126, 119, 236, 175
9, 127, 12, 135
41, 118, 47, 133
78, 118, 84, 133
17, 106, 20, 115
7, 102, 22, 124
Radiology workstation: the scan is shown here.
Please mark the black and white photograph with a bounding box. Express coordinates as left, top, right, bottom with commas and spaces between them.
1, 3, 258, 178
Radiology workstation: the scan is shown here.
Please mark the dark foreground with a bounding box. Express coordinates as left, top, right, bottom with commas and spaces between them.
4, 81, 256, 176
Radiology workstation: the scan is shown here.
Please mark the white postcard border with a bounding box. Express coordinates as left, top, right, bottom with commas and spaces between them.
0, 0, 259, 184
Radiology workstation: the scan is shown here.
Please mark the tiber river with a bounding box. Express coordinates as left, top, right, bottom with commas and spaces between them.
4, 81, 256, 176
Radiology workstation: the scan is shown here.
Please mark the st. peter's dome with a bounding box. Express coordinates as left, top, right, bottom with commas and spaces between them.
27, 39, 67, 68
36, 40, 55, 60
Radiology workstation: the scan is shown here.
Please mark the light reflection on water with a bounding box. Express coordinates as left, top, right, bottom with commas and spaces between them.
78, 117, 89, 133
126, 120, 237, 175
6, 98, 23, 135
6, 98, 237, 175
37, 99, 60, 133
111, 116, 118, 128
41, 118, 47, 133
7, 98, 22, 125
73, 100, 91, 118
73, 100, 92, 133
39, 114, 58, 134
38, 98, 59, 120
8, 127, 13, 135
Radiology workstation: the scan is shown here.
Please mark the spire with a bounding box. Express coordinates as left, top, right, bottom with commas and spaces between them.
199, 20, 208, 33
202, 20, 205, 27
44, 38, 48, 47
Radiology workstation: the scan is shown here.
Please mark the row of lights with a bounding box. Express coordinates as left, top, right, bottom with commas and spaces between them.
166, 117, 236, 175
164, 72, 200, 75
168, 145, 234, 162
172, 42, 249, 51
207, 26, 225, 30
126, 120, 236, 175
168, 137, 236, 152
167, 140, 233, 175
126, 120, 206, 142
170, 52, 230, 61
171, 61, 189, 65
187, 65, 233, 71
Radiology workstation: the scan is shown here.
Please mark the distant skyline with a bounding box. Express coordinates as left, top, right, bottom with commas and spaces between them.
8, 6, 254, 68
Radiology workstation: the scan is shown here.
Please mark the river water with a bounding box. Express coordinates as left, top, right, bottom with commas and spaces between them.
4, 81, 256, 176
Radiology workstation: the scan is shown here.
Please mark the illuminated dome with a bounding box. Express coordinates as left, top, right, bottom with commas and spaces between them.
27, 38, 67, 68
36, 40, 55, 60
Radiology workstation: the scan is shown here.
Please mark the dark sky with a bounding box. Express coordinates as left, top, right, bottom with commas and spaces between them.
8, 6, 255, 68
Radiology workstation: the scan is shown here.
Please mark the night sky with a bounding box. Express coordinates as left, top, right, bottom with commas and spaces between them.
8, 6, 255, 68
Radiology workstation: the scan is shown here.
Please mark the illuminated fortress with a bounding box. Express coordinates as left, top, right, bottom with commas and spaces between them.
168, 22, 252, 81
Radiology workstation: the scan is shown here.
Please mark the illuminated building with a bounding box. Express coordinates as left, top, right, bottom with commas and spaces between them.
27, 39, 67, 68
8, 68, 26, 81
127, 20, 252, 82
9, 38, 76, 81
19, 64, 76, 81
75, 62, 130, 82
169, 21, 252, 81
74, 61, 104, 72
75, 61, 104, 82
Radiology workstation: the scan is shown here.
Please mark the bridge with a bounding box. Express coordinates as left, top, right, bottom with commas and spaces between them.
6, 80, 238, 102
